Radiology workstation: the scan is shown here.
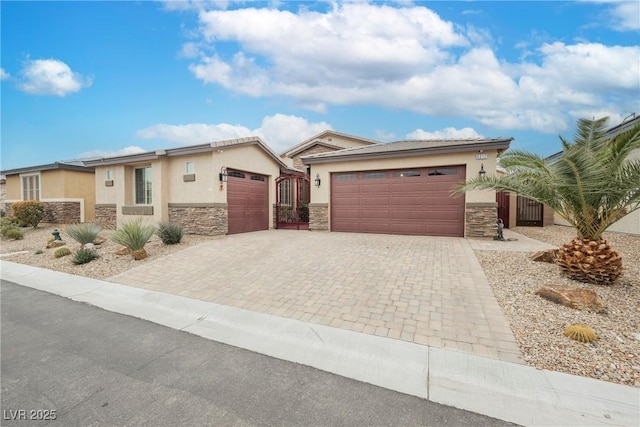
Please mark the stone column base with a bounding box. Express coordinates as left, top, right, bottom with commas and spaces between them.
465, 202, 497, 238
309, 203, 329, 231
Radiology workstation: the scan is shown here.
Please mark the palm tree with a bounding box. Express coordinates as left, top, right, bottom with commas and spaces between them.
456, 117, 640, 285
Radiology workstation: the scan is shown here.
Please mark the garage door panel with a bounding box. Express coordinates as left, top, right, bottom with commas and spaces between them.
390, 209, 426, 220
361, 196, 389, 206
361, 184, 390, 193
227, 170, 268, 234
361, 209, 390, 219
331, 166, 465, 236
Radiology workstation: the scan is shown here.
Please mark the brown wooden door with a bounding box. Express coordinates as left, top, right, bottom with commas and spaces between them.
227, 170, 269, 234
496, 191, 510, 228
331, 166, 465, 237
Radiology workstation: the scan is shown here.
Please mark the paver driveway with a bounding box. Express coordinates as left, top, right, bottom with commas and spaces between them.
109, 231, 524, 364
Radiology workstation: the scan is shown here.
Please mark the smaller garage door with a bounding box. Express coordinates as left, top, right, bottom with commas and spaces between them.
227, 170, 269, 234
331, 166, 465, 237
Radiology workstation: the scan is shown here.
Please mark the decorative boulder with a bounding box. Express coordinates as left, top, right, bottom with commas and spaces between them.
46, 240, 66, 249
535, 284, 605, 313
84, 243, 96, 251
93, 236, 107, 245
115, 246, 131, 256
531, 249, 559, 264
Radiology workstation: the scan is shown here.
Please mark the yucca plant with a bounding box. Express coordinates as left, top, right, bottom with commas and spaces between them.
72, 248, 99, 265
157, 222, 184, 245
110, 218, 156, 260
65, 222, 103, 246
456, 117, 640, 285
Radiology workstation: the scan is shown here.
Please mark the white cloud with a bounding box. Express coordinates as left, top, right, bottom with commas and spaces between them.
177, 3, 639, 135
136, 113, 332, 153
600, 0, 640, 31
136, 122, 253, 145
18, 59, 92, 96
77, 146, 146, 159
0, 68, 10, 80
406, 127, 483, 140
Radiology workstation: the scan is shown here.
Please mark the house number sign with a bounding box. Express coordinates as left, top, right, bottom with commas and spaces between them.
475, 153, 488, 160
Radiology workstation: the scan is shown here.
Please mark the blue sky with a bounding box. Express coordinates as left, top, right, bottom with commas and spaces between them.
1, 0, 639, 170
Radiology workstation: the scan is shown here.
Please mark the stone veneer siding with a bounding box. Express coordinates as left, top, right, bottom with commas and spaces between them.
168, 203, 228, 235
43, 201, 81, 224
5, 201, 81, 224
309, 203, 329, 231
95, 204, 117, 229
465, 202, 498, 238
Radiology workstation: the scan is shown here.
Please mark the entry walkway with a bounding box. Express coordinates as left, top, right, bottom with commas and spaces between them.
108, 231, 533, 364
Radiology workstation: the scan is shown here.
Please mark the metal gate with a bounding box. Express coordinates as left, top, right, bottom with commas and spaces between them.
276, 174, 310, 230
516, 195, 543, 227
496, 191, 510, 228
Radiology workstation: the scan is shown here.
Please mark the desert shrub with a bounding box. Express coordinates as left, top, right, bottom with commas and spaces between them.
72, 248, 98, 265
11, 201, 45, 228
65, 222, 103, 246
1, 217, 19, 238
1, 227, 23, 240
110, 218, 156, 260
53, 247, 72, 258
0, 209, 5, 217
157, 222, 184, 245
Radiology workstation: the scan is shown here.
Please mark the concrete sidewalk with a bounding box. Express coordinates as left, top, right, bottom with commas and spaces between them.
1, 261, 638, 426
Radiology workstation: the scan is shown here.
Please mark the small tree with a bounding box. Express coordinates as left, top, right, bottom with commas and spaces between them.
11, 201, 45, 228
456, 117, 640, 285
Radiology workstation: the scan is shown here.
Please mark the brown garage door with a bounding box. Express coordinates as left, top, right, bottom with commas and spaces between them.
227, 170, 269, 234
331, 166, 465, 237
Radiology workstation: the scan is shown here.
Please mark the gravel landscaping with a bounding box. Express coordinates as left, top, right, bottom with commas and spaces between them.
1, 222, 638, 387
476, 225, 639, 387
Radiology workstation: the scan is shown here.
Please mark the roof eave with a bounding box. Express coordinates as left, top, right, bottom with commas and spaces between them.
302, 140, 512, 165
1, 162, 95, 176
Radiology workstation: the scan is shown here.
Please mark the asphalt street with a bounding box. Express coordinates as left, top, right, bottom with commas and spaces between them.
1, 280, 515, 426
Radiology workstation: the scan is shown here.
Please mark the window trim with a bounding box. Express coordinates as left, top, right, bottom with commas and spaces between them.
134, 166, 152, 205
20, 172, 41, 201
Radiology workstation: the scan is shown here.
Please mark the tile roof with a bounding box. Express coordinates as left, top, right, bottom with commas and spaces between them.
302, 137, 513, 164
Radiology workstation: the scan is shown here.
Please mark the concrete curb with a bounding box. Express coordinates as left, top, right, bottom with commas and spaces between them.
1, 260, 638, 426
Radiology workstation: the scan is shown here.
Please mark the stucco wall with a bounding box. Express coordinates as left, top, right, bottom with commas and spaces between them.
93, 144, 282, 231
5, 175, 20, 200
166, 152, 216, 204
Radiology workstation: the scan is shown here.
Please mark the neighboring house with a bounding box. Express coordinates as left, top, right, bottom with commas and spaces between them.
280, 130, 379, 171
302, 137, 513, 238
551, 115, 640, 236
0, 176, 6, 214
1, 162, 96, 223
83, 137, 289, 234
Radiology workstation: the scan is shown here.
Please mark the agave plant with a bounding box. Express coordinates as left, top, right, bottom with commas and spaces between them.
110, 218, 156, 260
456, 117, 640, 285
65, 222, 102, 246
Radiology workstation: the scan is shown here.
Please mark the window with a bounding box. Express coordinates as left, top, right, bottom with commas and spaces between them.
185, 161, 194, 174
427, 168, 458, 176
21, 174, 40, 200
251, 175, 265, 181
135, 166, 152, 204
228, 171, 245, 178
363, 172, 387, 179
106, 169, 113, 180
335, 173, 357, 181
394, 170, 420, 178
279, 179, 292, 206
